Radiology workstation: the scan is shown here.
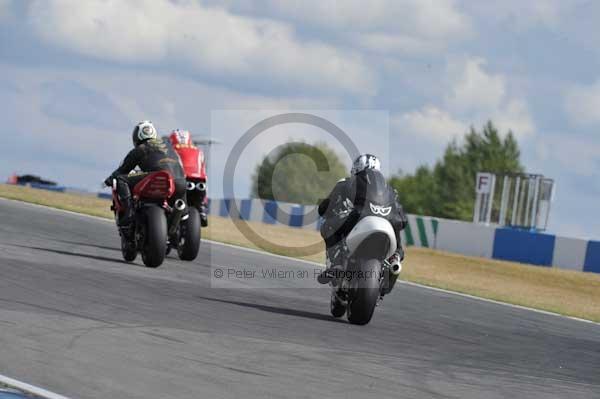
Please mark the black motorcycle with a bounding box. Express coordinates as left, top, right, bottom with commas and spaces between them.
328, 213, 402, 325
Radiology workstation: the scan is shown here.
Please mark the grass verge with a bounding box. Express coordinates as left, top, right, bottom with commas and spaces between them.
2, 183, 600, 322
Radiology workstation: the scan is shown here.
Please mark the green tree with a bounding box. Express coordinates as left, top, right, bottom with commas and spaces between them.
251, 141, 347, 205
390, 121, 524, 220
389, 166, 437, 216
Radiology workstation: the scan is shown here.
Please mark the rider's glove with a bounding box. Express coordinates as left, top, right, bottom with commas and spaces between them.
104, 177, 113, 187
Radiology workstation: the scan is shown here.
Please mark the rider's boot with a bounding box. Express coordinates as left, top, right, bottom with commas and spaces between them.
199, 204, 208, 227
118, 196, 134, 228
116, 178, 134, 228
317, 242, 344, 284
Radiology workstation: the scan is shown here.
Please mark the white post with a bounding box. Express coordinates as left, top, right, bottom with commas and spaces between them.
498, 176, 509, 226
524, 177, 533, 228
543, 180, 555, 230
530, 176, 540, 230
473, 194, 482, 223
511, 176, 521, 226
485, 174, 496, 224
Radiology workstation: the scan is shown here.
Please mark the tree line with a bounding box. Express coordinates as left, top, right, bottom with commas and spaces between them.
251, 121, 524, 221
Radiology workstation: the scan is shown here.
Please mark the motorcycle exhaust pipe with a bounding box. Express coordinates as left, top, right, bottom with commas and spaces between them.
196, 182, 207, 191
174, 199, 187, 211
186, 181, 196, 191
168, 199, 187, 237
390, 262, 402, 276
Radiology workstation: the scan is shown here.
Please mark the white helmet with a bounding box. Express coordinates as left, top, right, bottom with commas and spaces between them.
132, 120, 157, 146
351, 154, 381, 175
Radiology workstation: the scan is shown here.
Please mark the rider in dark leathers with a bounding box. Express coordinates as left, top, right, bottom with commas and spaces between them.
104, 121, 186, 238
317, 154, 407, 291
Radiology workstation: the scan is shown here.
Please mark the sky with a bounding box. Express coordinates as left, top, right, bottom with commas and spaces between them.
0, 0, 599, 240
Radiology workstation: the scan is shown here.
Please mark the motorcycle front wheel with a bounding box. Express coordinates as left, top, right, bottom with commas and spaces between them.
120, 233, 137, 262
177, 207, 201, 261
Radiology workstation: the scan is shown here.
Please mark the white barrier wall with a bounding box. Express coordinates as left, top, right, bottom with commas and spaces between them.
552, 236, 589, 271
200, 197, 600, 273
435, 219, 496, 258
401, 215, 438, 248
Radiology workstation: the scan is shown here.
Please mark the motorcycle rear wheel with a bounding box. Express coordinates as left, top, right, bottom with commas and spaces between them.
141, 206, 167, 268
347, 258, 381, 325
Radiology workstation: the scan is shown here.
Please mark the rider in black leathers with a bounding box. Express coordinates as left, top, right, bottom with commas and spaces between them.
104, 121, 186, 238
317, 154, 407, 289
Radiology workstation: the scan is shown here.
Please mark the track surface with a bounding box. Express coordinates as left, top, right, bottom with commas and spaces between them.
0, 199, 599, 399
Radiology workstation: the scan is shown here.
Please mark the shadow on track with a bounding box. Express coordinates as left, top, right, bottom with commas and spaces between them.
48, 238, 121, 253
12, 244, 129, 265
195, 295, 345, 324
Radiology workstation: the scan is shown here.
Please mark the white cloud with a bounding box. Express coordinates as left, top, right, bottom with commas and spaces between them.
0, 0, 12, 21
392, 106, 466, 143
354, 33, 441, 56
262, 0, 470, 38
490, 99, 534, 138
26, 0, 375, 95
536, 135, 600, 177
395, 57, 535, 143
461, 1, 585, 31
0, 63, 344, 190
564, 80, 600, 126
445, 57, 534, 138
218, 0, 471, 55
445, 57, 506, 113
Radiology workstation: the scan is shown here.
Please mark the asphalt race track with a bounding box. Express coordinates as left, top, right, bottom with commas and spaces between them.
0, 199, 599, 399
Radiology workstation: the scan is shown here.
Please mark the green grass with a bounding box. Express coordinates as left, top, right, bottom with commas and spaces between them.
2, 183, 600, 322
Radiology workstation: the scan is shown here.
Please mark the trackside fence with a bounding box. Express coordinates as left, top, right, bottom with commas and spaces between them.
206, 198, 600, 274
6, 183, 598, 273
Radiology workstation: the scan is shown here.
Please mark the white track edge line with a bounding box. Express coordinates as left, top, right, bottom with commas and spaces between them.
0, 197, 112, 223
2, 197, 599, 326
397, 281, 600, 326
0, 373, 70, 399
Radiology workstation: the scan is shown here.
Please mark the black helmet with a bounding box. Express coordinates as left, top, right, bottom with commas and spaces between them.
351, 168, 388, 207
132, 120, 157, 147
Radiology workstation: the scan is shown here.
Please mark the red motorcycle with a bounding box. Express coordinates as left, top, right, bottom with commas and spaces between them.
111, 170, 186, 268
169, 132, 208, 228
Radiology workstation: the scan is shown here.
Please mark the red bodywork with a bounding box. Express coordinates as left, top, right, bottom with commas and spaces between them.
132, 171, 175, 200
112, 171, 175, 214
111, 186, 123, 214
175, 144, 206, 181
169, 131, 208, 213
